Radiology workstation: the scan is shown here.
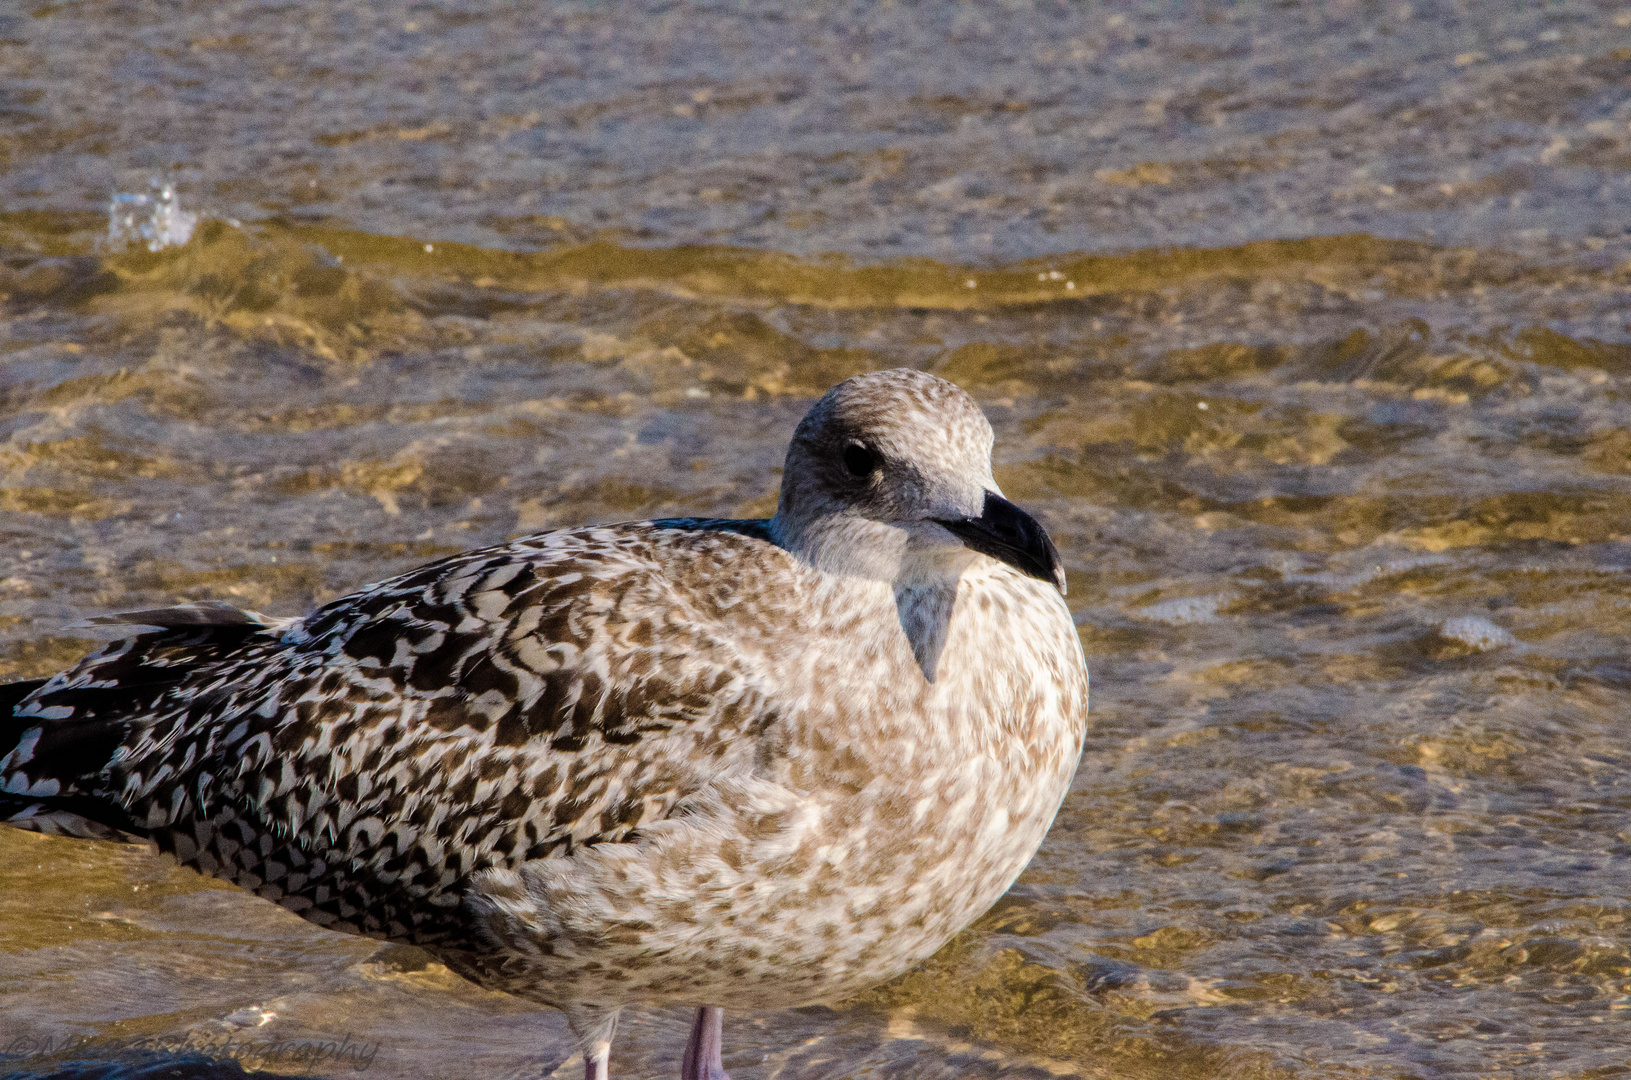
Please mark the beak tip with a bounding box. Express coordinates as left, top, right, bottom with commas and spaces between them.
936, 493, 1070, 597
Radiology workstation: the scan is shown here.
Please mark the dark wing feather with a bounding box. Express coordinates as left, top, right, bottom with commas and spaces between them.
78, 599, 290, 629
3, 524, 786, 949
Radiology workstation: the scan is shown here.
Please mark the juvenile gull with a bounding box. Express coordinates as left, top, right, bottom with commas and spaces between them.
0, 369, 1089, 1079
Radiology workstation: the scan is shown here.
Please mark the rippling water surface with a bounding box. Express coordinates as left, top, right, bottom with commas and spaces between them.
3, 3, 1631, 1078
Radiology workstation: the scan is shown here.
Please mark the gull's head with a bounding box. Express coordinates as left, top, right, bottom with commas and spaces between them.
772, 368, 1066, 594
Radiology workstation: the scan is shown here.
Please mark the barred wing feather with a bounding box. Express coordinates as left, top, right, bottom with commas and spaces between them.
0, 524, 782, 948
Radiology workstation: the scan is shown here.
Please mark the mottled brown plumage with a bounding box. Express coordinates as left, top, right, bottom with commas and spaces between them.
1, 369, 1089, 1080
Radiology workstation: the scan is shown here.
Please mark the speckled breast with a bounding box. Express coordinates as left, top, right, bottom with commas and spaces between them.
460, 562, 1089, 1010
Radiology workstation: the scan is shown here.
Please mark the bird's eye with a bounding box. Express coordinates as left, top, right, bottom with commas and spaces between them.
842, 443, 877, 478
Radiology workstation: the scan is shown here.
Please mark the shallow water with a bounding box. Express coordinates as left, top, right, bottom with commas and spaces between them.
2, 2, 1631, 1078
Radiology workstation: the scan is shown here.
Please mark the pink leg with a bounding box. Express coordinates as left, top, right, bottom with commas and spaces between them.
680, 1006, 731, 1080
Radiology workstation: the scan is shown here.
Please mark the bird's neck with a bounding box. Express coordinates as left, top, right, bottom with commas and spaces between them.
770, 510, 988, 686
769, 512, 977, 590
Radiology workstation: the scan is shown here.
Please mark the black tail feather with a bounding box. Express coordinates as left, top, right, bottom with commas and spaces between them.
0, 677, 47, 718
0, 608, 288, 844
0, 611, 281, 845
1, 677, 48, 759
0, 793, 146, 841
78, 600, 285, 630
2, 676, 146, 841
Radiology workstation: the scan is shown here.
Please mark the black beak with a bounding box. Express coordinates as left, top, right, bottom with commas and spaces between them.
934, 491, 1067, 595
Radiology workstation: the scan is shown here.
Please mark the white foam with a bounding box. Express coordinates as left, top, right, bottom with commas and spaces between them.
1137, 595, 1224, 625
1439, 616, 1516, 651
108, 179, 197, 252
